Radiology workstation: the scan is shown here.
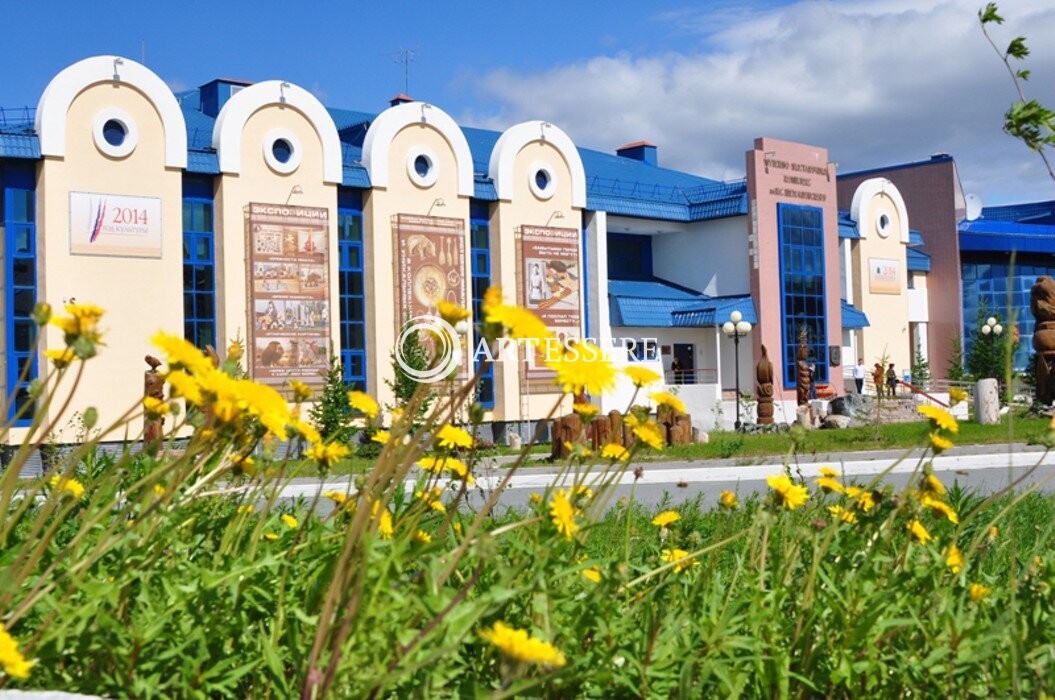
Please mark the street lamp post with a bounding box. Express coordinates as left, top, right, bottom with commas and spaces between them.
981, 316, 1003, 338
722, 311, 753, 431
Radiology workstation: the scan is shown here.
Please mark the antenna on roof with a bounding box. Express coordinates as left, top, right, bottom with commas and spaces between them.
965, 193, 983, 221
392, 46, 419, 95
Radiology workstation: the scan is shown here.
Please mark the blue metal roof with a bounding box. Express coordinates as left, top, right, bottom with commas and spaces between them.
908, 229, 923, 246
907, 247, 931, 272
980, 199, 1055, 224
838, 211, 859, 239
841, 301, 869, 329
959, 218, 1055, 254
1, 86, 746, 221
608, 277, 756, 328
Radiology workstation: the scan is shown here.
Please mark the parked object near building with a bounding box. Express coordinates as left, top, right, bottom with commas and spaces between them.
1032, 276, 1055, 406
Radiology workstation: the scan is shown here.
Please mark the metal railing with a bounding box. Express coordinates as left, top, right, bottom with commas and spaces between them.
666, 368, 718, 385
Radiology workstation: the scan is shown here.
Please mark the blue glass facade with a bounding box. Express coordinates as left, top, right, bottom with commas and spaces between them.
470, 201, 495, 408
961, 252, 1055, 370
777, 203, 827, 388
606, 233, 652, 280
182, 176, 216, 349
2, 161, 37, 425
338, 189, 367, 390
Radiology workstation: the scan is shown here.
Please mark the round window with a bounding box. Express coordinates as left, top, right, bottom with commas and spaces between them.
877, 212, 891, 238
102, 119, 127, 147
271, 138, 293, 164
414, 154, 432, 178
528, 162, 556, 200
406, 147, 439, 187
92, 108, 138, 158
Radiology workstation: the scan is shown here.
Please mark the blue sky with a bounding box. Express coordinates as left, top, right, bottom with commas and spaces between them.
3, 0, 1054, 204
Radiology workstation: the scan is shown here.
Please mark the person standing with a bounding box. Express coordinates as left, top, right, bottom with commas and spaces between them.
886, 363, 899, 398
853, 357, 866, 394
872, 363, 885, 398
808, 363, 817, 400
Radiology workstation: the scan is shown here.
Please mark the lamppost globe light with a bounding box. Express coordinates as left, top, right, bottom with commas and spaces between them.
736, 321, 752, 335
730, 310, 742, 324
722, 321, 735, 336
454, 320, 470, 335
981, 325, 991, 335
993, 324, 1003, 335
987, 317, 997, 327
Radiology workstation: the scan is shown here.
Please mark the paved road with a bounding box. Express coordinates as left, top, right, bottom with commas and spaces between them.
280, 444, 1055, 511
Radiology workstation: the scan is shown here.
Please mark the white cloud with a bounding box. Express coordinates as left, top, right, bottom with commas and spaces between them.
466, 0, 1055, 205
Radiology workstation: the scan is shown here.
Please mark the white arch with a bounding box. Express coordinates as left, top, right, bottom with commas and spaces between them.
850, 177, 910, 244
35, 55, 187, 168
488, 121, 586, 208
361, 101, 474, 197
212, 80, 342, 184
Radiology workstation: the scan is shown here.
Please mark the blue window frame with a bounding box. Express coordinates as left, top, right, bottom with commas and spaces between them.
3, 162, 38, 425
606, 233, 653, 280
338, 189, 367, 390
182, 176, 216, 350
470, 201, 495, 408
777, 203, 828, 388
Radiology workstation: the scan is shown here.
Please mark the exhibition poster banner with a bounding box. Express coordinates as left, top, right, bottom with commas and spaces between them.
868, 257, 901, 295
246, 203, 331, 387
69, 191, 162, 258
518, 225, 582, 391
393, 214, 468, 376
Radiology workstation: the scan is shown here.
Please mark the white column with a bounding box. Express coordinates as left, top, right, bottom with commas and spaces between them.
584, 211, 611, 346
713, 326, 722, 388
842, 239, 854, 302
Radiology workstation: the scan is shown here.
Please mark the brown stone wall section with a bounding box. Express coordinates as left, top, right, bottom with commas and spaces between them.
837, 157, 963, 380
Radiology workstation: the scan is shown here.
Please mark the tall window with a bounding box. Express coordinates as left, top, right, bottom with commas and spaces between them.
3, 162, 37, 424
338, 189, 367, 390
778, 203, 828, 388
182, 176, 216, 349
470, 201, 495, 408
606, 233, 652, 280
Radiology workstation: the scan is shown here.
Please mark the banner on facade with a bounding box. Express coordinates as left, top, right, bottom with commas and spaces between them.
246, 203, 331, 387
868, 257, 901, 295
69, 191, 162, 258
517, 225, 582, 392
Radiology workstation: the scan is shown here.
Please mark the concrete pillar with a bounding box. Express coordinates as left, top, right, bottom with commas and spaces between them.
974, 378, 1000, 425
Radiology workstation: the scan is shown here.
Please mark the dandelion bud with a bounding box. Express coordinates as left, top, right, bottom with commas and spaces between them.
32, 302, 52, 326
82, 407, 98, 430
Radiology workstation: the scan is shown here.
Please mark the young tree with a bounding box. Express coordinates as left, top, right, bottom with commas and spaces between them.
309, 354, 353, 443
386, 328, 434, 426
947, 335, 966, 383
965, 304, 1019, 383
910, 346, 931, 389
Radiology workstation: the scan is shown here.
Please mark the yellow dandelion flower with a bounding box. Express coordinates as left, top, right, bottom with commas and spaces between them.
815, 476, 844, 494
372, 501, 394, 539
231, 454, 256, 476
291, 419, 322, 446
929, 432, 954, 454
323, 490, 349, 505
49, 475, 85, 500
417, 456, 445, 473
719, 490, 739, 510
919, 404, 959, 433
486, 303, 552, 343
289, 380, 313, 402
572, 402, 600, 419
237, 504, 255, 514
306, 441, 351, 469
436, 424, 474, 449
650, 390, 686, 414
0, 624, 35, 679
651, 510, 681, 527
529, 492, 543, 505
371, 430, 391, 445
45, 347, 77, 368
348, 390, 380, 419
908, 519, 932, 544
922, 473, 946, 497
921, 495, 959, 524
582, 567, 601, 584
151, 331, 213, 374
281, 514, 299, 530
601, 443, 630, 461
854, 490, 876, 512
414, 530, 433, 544
51, 303, 105, 346
969, 582, 990, 602
625, 414, 665, 451
661, 548, 700, 574
766, 474, 809, 510
946, 544, 963, 574
443, 457, 475, 485
152, 483, 165, 497
819, 466, 839, 478
546, 340, 617, 396
226, 339, 244, 362
549, 489, 579, 540
624, 365, 661, 387
264, 532, 279, 541
828, 504, 858, 524
480, 622, 566, 668
989, 525, 999, 540
142, 396, 170, 418
164, 369, 203, 406
437, 300, 471, 325
949, 387, 968, 406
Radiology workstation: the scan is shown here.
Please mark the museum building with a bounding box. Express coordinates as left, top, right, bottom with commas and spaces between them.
0, 55, 936, 441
